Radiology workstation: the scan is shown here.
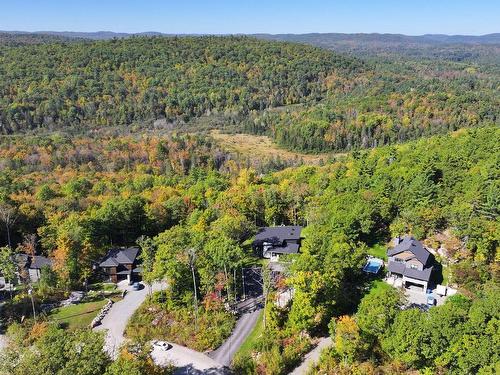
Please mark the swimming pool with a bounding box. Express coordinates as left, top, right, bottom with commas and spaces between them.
363, 258, 384, 274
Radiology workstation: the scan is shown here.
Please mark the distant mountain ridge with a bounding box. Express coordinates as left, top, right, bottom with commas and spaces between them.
1, 30, 499, 44
255, 32, 500, 45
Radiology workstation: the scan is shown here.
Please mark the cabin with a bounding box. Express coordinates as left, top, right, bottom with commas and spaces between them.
387, 236, 434, 291
28, 255, 53, 283
99, 247, 141, 283
253, 226, 302, 261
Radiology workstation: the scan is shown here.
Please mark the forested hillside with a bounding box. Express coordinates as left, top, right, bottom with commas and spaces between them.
0, 127, 498, 374
0, 36, 360, 133
246, 59, 499, 152
1, 34, 497, 155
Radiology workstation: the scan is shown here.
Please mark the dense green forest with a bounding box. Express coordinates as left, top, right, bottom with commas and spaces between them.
1, 35, 498, 154
0, 127, 498, 374
0, 33, 498, 375
0, 36, 360, 132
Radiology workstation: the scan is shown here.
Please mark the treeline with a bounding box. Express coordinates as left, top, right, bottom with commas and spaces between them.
0, 36, 361, 133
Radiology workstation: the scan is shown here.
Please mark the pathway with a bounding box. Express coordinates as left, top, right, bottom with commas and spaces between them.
94, 281, 166, 358
209, 304, 263, 366
289, 337, 332, 375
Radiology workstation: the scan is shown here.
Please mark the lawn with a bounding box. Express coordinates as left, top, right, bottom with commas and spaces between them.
50, 299, 108, 329
367, 243, 388, 261
49, 295, 121, 330
369, 280, 392, 295
88, 282, 117, 293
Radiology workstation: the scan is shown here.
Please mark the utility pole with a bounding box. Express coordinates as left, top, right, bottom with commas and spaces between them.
242, 267, 246, 300
188, 248, 198, 331
28, 287, 36, 321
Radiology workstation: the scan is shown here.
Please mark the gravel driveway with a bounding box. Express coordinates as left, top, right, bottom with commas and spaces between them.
94, 281, 166, 358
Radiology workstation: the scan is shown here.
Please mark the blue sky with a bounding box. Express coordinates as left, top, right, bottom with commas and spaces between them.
1, 0, 499, 35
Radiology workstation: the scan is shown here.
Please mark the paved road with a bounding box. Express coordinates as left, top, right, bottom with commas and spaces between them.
209, 267, 264, 367
288, 337, 332, 375
152, 343, 229, 375
94, 281, 166, 358
209, 305, 263, 366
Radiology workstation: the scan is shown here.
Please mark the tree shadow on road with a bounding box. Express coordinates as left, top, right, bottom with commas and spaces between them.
173, 364, 232, 375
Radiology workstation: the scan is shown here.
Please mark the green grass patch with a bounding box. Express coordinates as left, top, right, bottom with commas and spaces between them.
88, 282, 117, 293
50, 299, 108, 329
49, 295, 121, 330
367, 243, 387, 261
368, 280, 392, 295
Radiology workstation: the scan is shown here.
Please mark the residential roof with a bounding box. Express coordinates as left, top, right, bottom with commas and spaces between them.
99, 247, 139, 268
116, 269, 132, 275
254, 226, 302, 245
30, 255, 52, 269
388, 261, 433, 282
387, 236, 431, 265
15, 253, 29, 267
269, 243, 300, 255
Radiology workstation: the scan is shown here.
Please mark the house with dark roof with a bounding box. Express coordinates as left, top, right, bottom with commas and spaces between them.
387, 236, 434, 291
99, 247, 141, 283
28, 255, 52, 282
253, 226, 303, 261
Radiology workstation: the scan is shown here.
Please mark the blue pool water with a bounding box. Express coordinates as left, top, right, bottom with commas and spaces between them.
363, 258, 383, 274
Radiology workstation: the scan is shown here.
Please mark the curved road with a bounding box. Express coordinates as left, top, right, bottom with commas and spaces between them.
152, 343, 228, 375
94, 281, 167, 358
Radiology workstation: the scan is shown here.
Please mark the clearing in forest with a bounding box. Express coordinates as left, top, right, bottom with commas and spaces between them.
210, 130, 335, 165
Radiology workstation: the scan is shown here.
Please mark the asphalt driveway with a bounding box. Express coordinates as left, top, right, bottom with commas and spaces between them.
151, 343, 228, 374
209, 305, 263, 366
94, 281, 166, 358
289, 337, 332, 375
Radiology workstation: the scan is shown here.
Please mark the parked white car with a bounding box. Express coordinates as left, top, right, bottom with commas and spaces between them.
152, 340, 172, 351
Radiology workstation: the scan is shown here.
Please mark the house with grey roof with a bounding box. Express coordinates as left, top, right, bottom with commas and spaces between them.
1, 253, 52, 287
99, 247, 141, 283
28, 255, 52, 282
387, 236, 434, 291
253, 226, 302, 261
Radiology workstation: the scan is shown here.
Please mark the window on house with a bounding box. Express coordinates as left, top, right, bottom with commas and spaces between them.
395, 257, 404, 263
410, 264, 418, 270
